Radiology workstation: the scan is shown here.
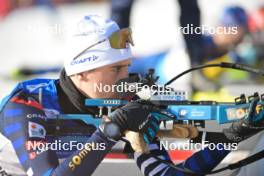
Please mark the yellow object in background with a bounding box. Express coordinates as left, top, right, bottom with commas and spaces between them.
192, 88, 235, 102
226, 69, 249, 80
202, 54, 249, 81
202, 55, 230, 80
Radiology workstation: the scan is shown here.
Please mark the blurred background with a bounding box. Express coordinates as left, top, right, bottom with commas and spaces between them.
0, 0, 263, 175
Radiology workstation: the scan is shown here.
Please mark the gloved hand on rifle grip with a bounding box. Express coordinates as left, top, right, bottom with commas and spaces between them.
101, 101, 161, 143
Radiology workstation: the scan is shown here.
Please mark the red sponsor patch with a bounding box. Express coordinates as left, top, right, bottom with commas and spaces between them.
11, 97, 43, 110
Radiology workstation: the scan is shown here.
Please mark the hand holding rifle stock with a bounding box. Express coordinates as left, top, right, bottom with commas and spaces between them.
101, 99, 199, 153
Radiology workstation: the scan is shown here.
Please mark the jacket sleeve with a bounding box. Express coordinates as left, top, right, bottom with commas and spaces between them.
134, 138, 230, 176
1, 92, 116, 176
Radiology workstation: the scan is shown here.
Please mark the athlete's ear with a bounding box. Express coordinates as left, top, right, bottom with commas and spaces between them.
76, 73, 84, 81
76, 71, 92, 82
69, 73, 86, 83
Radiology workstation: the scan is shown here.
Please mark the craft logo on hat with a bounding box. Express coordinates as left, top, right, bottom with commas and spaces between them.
70, 55, 99, 66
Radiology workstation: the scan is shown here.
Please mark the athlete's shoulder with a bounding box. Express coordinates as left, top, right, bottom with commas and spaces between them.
2, 78, 59, 110
16, 78, 59, 95
7, 89, 44, 111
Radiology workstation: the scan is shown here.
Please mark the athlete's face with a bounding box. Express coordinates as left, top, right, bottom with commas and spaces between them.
72, 59, 131, 98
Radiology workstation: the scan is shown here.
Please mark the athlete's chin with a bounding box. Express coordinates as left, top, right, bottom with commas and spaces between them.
99, 92, 119, 99
109, 93, 119, 99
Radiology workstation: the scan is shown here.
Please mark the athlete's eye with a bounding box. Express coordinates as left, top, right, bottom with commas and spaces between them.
110, 67, 120, 73
111, 65, 129, 73
115, 67, 122, 72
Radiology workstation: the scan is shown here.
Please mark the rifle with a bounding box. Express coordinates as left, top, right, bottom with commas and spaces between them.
55, 62, 264, 175
58, 62, 264, 130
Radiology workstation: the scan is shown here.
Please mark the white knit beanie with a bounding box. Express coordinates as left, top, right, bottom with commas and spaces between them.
64, 15, 132, 76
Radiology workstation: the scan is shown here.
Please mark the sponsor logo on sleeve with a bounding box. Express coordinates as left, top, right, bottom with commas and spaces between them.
28, 122, 46, 139
26, 114, 46, 120
68, 142, 106, 171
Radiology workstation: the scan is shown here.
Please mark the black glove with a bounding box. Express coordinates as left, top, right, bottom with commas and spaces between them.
109, 102, 155, 131
101, 101, 161, 142
223, 99, 264, 142
223, 120, 264, 142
